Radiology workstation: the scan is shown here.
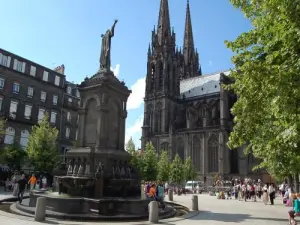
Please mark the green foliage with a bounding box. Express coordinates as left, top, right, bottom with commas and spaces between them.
26, 114, 60, 172
157, 150, 170, 182
139, 142, 157, 181
0, 142, 27, 171
184, 156, 197, 181
169, 154, 184, 185
126, 137, 140, 168
225, 0, 300, 178
0, 117, 6, 136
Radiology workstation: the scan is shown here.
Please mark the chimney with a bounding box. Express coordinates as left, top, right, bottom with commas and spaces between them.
54, 64, 65, 75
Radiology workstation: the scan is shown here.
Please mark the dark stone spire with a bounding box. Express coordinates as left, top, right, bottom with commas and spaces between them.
157, 0, 171, 46
183, 0, 194, 65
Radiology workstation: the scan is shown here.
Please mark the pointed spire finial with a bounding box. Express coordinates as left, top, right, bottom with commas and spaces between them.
157, 0, 171, 45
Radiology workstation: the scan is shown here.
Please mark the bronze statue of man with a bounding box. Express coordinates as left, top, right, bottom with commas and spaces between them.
100, 19, 118, 71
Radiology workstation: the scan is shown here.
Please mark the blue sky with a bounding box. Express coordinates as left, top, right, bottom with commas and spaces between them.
0, 0, 251, 148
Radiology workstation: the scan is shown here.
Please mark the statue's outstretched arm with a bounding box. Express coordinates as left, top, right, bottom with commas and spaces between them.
110, 19, 118, 37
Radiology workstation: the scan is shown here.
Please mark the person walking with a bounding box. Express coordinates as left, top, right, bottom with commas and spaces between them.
263, 184, 269, 205
17, 174, 27, 204
28, 174, 37, 190
269, 183, 275, 205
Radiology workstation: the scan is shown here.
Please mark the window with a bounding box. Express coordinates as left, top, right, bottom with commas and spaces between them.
40, 91, 46, 102
0, 54, 11, 67
27, 86, 34, 97
30, 66, 36, 76
68, 97, 72, 103
50, 111, 57, 124
24, 105, 32, 119
67, 112, 71, 122
75, 129, 78, 140
67, 86, 72, 94
38, 108, 45, 122
54, 75, 60, 86
65, 127, 70, 139
0, 78, 4, 89
9, 101, 18, 119
12, 82, 20, 94
20, 130, 29, 149
0, 97, 3, 111
53, 95, 58, 105
13, 59, 25, 73
4, 127, 15, 144
43, 71, 48, 81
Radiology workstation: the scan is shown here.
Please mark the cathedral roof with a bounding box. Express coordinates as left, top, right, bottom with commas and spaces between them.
180, 70, 230, 99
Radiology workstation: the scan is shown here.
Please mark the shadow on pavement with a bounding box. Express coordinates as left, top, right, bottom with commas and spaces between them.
188, 211, 288, 223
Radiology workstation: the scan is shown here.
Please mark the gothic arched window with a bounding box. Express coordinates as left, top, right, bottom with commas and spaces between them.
167, 64, 171, 90
158, 62, 163, 90
4, 127, 15, 144
150, 64, 155, 90
160, 142, 169, 155
155, 102, 163, 133
177, 138, 185, 161
148, 105, 154, 134
193, 136, 201, 172
208, 135, 219, 173
20, 130, 29, 149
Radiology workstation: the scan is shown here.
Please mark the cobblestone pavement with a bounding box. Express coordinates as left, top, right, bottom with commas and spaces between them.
0, 194, 291, 225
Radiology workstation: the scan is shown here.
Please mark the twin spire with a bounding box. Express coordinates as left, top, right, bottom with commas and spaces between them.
157, 0, 195, 64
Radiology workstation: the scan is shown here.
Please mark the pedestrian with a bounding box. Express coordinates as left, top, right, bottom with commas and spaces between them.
17, 174, 27, 204
263, 184, 269, 205
269, 183, 275, 205
28, 174, 37, 190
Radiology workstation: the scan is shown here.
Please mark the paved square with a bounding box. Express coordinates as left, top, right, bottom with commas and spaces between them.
0, 194, 290, 225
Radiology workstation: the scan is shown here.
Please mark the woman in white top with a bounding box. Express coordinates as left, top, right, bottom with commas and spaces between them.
262, 184, 269, 205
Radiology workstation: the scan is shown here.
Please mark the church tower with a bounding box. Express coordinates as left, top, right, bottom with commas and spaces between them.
181, 0, 202, 79
141, 0, 181, 150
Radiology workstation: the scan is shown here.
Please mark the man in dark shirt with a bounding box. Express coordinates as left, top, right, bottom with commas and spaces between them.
17, 174, 27, 203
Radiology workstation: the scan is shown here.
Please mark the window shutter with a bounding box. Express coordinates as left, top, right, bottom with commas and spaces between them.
0, 53, 2, 65
13, 59, 17, 70
7, 56, 11, 68
22, 62, 26, 73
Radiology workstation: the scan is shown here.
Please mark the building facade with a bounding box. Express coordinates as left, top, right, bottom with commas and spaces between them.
141, 0, 261, 184
0, 49, 79, 158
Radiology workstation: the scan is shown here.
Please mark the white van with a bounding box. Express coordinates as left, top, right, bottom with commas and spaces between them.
185, 181, 203, 193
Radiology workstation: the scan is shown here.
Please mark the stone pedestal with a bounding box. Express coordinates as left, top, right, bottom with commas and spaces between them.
168, 189, 173, 201
148, 201, 159, 223
192, 195, 198, 211
34, 197, 46, 221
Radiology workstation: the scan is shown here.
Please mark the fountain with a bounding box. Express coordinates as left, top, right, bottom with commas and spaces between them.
10, 19, 176, 221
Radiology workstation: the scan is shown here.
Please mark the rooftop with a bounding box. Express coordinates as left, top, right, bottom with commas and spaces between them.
180, 70, 230, 99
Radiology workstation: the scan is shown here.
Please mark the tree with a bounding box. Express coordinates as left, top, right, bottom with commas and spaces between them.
0, 116, 6, 136
184, 156, 197, 181
26, 114, 60, 172
0, 142, 27, 171
157, 150, 170, 182
169, 154, 184, 185
126, 137, 140, 169
139, 142, 157, 181
224, 0, 300, 181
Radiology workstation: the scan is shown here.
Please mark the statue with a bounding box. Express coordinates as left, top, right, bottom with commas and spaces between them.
99, 19, 118, 72
84, 163, 90, 176
96, 161, 104, 175
67, 159, 73, 176
119, 161, 125, 178
77, 158, 84, 177
72, 161, 78, 176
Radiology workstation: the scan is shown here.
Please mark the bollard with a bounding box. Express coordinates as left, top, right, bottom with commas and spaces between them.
192, 195, 198, 211
13, 184, 18, 197
168, 189, 173, 201
148, 201, 159, 223
34, 197, 46, 222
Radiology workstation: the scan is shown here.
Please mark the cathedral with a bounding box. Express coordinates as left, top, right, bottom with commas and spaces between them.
141, 0, 263, 184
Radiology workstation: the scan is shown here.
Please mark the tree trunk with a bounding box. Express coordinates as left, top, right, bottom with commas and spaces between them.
288, 175, 294, 192
295, 173, 299, 193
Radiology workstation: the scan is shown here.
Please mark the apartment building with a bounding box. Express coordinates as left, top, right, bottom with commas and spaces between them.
0, 48, 79, 155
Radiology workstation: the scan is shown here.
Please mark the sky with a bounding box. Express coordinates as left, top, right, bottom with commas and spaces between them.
0, 0, 251, 148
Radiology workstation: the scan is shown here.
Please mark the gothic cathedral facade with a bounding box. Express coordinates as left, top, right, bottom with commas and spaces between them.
141, 0, 262, 184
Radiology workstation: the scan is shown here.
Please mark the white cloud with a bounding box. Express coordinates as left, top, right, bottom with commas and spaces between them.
127, 77, 146, 110
125, 115, 144, 147
111, 64, 120, 77
208, 61, 213, 66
